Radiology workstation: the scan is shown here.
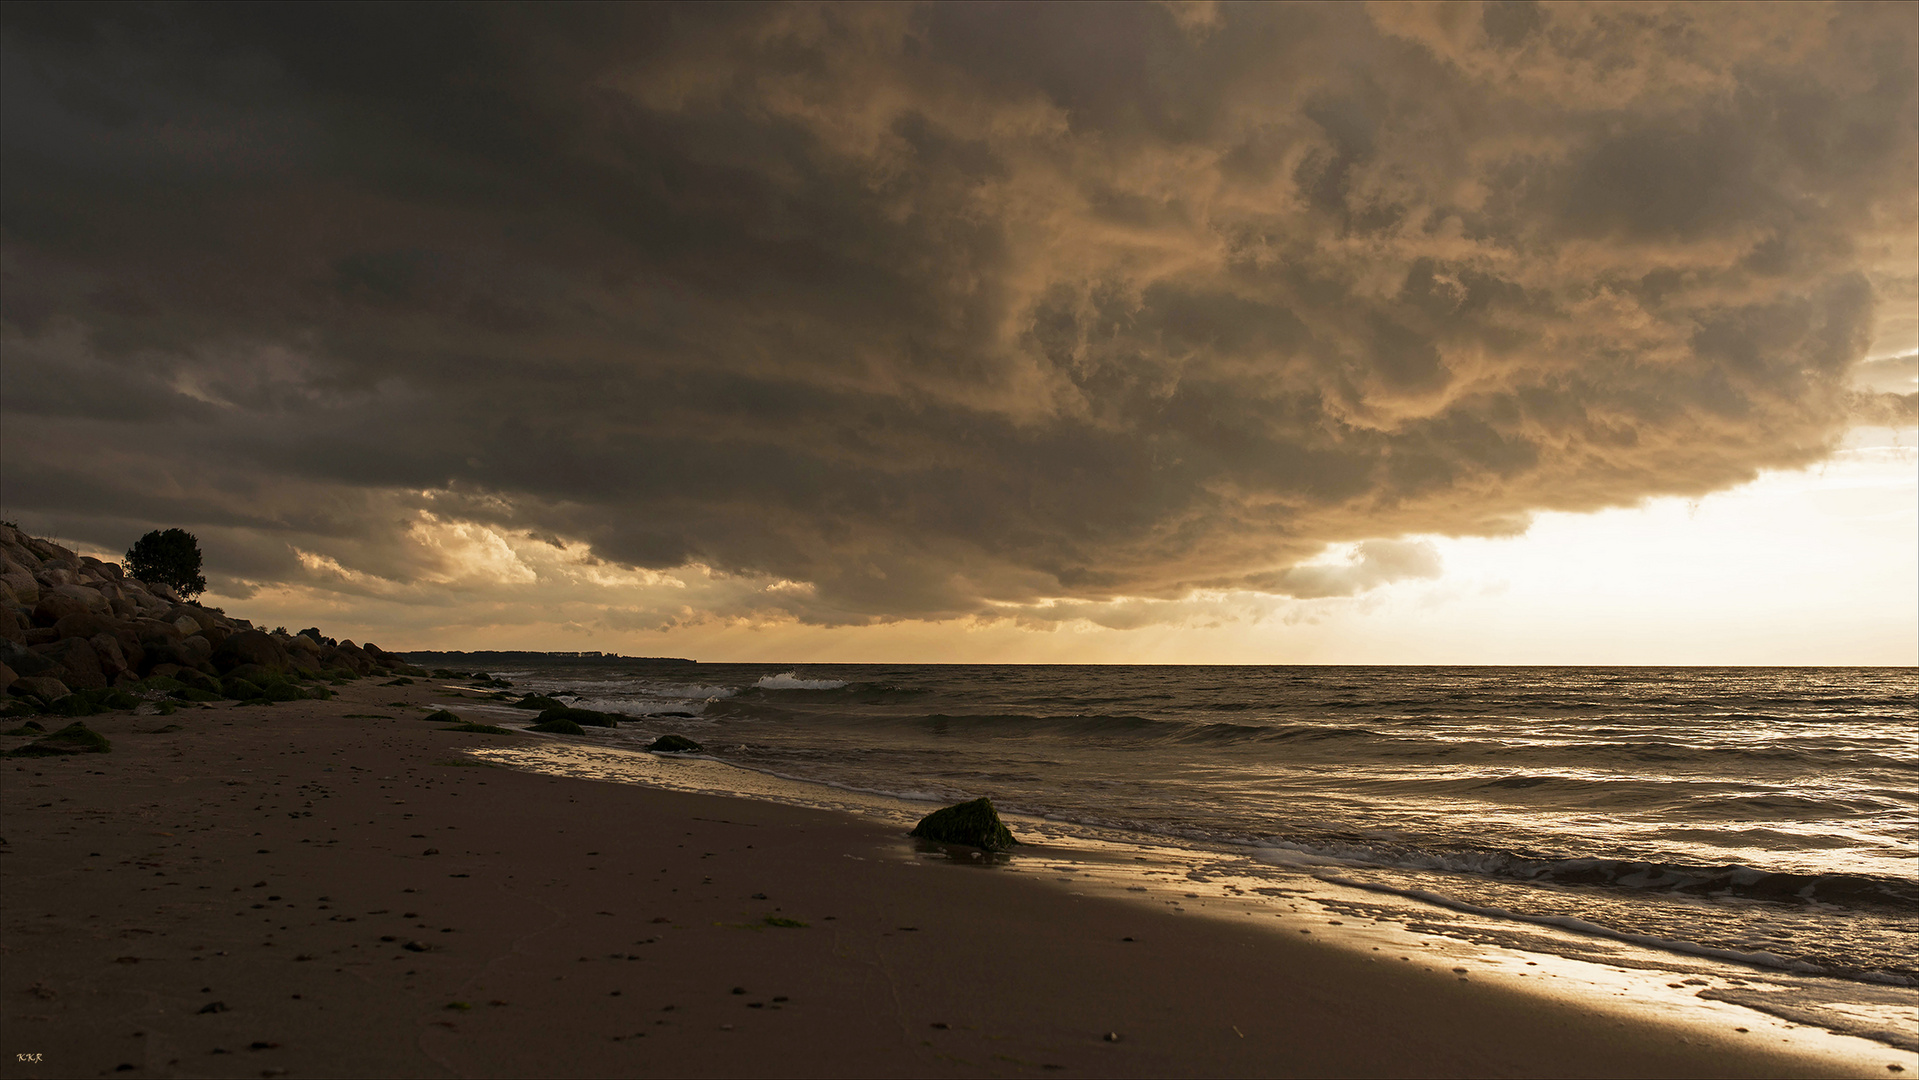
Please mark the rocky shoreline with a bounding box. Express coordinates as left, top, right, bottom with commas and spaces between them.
1, 524, 423, 718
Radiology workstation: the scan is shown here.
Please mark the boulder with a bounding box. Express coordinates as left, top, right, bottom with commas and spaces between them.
1, 570, 35, 601
0, 661, 14, 688
224, 663, 286, 687
211, 629, 290, 674
647, 734, 705, 753
322, 642, 375, 675
172, 614, 205, 637
910, 797, 1019, 851
134, 617, 184, 645
175, 668, 221, 694
0, 606, 26, 644
88, 634, 131, 680
54, 611, 116, 642
32, 589, 95, 627
35, 637, 107, 690
9, 675, 71, 703
81, 557, 122, 580
0, 639, 55, 677
176, 635, 214, 669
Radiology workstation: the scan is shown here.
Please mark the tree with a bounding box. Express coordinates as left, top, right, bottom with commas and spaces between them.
125, 528, 208, 600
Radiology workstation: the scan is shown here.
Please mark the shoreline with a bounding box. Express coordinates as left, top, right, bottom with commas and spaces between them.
2, 679, 1911, 1078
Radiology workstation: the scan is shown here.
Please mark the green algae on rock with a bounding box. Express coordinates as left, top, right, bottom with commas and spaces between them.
7, 721, 111, 757
910, 797, 1018, 851
527, 717, 587, 735
537, 705, 619, 727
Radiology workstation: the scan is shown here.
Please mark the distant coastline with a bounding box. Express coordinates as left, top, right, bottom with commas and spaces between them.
397, 649, 696, 666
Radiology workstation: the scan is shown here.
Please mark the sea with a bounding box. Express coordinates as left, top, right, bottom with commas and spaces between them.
430, 662, 1918, 1051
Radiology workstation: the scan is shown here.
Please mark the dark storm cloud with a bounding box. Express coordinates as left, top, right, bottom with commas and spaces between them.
2, 1, 1914, 625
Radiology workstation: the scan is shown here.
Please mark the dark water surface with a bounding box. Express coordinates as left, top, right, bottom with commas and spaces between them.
450, 664, 1917, 993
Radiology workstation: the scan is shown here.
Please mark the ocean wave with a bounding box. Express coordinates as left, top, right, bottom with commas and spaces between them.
754, 672, 850, 690
1249, 841, 1919, 913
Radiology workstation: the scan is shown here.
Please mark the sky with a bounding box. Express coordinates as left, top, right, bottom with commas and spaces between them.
2, 1, 1914, 664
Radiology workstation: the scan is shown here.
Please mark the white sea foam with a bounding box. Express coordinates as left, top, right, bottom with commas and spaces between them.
755, 672, 849, 690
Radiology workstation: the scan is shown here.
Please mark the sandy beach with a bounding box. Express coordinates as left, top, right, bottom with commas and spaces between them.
0, 678, 1908, 1080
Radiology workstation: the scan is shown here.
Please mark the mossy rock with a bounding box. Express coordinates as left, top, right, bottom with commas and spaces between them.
431, 669, 461, 679
2, 699, 41, 718
306, 685, 334, 700
139, 676, 189, 693
171, 688, 222, 703
910, 797, 1018, 851
222, 677, 264, 701
50, 694, 108, 718
422, 709, 461, 723
527, 718, 586, 735
7, 721, 111, 757
647, 734, 704, 753
175, 670, 222, 694
5, 721, 47, 736
262, 681, 306, 702
104, 691, 139, 710
537, 705, 618, 728
511, 695, 565, 711
382, 677, 414, 686
443, 722, 515, 735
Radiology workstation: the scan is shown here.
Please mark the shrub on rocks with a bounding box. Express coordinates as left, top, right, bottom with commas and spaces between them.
910, 797, 1019, 851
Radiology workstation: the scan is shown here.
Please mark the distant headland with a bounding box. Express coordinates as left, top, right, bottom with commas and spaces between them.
396, 650, 696, 666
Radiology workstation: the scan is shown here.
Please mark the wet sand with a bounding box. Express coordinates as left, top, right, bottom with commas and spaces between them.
1, 678, 1907, 1078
